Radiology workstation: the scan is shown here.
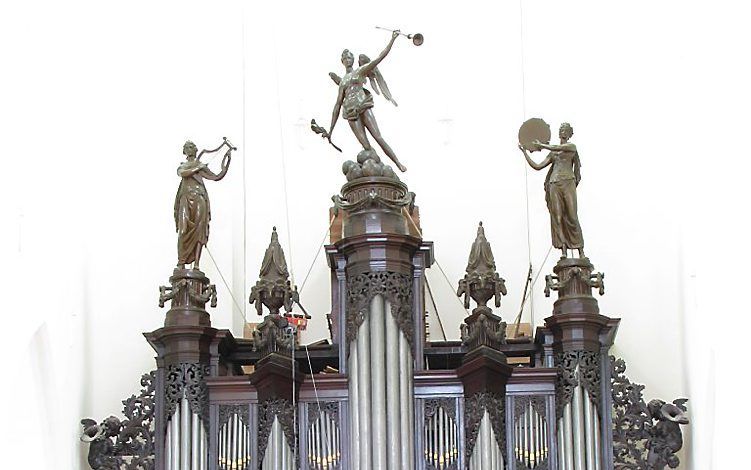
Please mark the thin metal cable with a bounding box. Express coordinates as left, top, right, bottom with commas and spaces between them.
205, 246, 247, 324
290, 328, 297, 466
517, 246, 553, 315
519, 0, 535, 328
271, 27, 295, 286
241, 13, 248, 321
303, 343, 332, 461
425, 277, 447, 341
402, 208, 471, 316
300, 214, 337, 294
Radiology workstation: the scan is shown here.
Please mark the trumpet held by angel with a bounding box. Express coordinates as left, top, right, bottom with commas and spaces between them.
323, 30, 408, 173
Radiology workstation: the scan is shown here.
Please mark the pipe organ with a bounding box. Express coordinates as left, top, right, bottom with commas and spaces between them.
82, 143, 689, 470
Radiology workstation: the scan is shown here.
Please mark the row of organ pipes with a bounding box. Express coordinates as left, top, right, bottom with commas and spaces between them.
558, 383, 602, 470
307, 409, 341, 469
218, 413, 250, 470
165, 394, 208, 470
260, 417, 295, 470
468, 411, 505, 470
347, 296, 415, 470
424, 404, 459, 469
514, 401, 549, 469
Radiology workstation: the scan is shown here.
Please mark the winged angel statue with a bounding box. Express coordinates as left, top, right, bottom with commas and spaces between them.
318, 30, 408, 173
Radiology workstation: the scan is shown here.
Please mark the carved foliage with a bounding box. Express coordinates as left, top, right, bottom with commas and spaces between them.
80, 372, 156, 470
164, 363, 210, 430
218, 404, 250, 429
464, 392, 506, 464
252, 313, 294, 357
460, 313, 507, 350
555, 351, 601, 420
611, 356, 689, 470
307, 401, 340, 429
346, 271, 414, 351
257, 398, 297, 465
424, 398, 457, 423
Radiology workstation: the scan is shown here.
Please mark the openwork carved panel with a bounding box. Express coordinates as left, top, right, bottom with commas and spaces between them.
257, 398, 297, 465
424, 398, 459, 470
80, 371, 156, 470
513, 396, 549, 470
307, 402, 341, 470
464, 392, 506, 464
345, 271, 414, 351
218, 405, 251, 470
611, 356, 689, 470
555, 351, 601, 420
164, 363, 210, 429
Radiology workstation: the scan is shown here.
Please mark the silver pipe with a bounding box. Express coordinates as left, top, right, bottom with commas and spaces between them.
584, 389, 595, 470
441, 407, 446, 469
558, 419, 565, 470
231, 415, 237, 470
166, 420, 172, 470
572, 385, 586, 470
357, 314, 371, 470
191, 413, 199, 470
488, 422, 498, 470
385, 306, 401, 469
349, 345, 360, 470
171, 407, 181, 470
280, 419, 287, 470
531, 408, 536, 467
307, 417, 312, 469
564, 403, 574, 470
406, 333, 415, 469
480, 412, 489, 469
592, 400, 601, 470
272, 418, 280, 470
369, 295, 387, 470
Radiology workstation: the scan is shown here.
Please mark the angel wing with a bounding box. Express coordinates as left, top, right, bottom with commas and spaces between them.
328, 72, 341, 85
358, 54, 398, 107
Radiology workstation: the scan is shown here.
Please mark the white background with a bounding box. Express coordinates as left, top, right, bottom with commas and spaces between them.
1, 0, 748, 468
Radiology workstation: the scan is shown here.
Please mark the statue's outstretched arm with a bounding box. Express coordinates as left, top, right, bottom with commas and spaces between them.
519, 144, 551, 171
535, 141, 576, 152
360, 31, 399, 77
329, 86, 345, 136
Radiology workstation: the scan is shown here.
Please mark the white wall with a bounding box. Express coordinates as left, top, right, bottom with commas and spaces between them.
2, 1, 748, 468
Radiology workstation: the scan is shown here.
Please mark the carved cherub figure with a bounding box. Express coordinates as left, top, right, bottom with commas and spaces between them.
80, 416, 123, 470
646, 398, 689, 469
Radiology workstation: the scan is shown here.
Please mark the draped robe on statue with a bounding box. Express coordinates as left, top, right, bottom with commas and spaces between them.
174, 162, 211, 265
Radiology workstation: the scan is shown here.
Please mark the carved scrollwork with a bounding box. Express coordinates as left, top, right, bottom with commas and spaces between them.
424, 398, 457, 423
513, 395, 547, 423
611, 356, 689, 470
332, 189, 415, 216
257, 398, 297, 465
345, 271, 414, 352
464, 392, 506, 464
164, 363, 210, 431
307, 401, 340, 429
555, 350, 601, 420
218, 404, 250, 429
80, 372, 156, 470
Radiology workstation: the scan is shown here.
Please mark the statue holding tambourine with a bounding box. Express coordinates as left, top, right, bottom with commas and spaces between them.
518, 118, 585, 258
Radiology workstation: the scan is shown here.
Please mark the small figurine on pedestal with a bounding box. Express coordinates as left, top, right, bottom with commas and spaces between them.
158, 138, 235, 326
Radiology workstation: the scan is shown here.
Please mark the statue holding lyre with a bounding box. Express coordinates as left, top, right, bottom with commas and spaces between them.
518, 119, 585, 258
174, 138, 234, 269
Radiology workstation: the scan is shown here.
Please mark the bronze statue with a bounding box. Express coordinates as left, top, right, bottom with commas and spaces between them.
325, 30, 408, 172
174, 138, 234, 269
518, 120, 584, 258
